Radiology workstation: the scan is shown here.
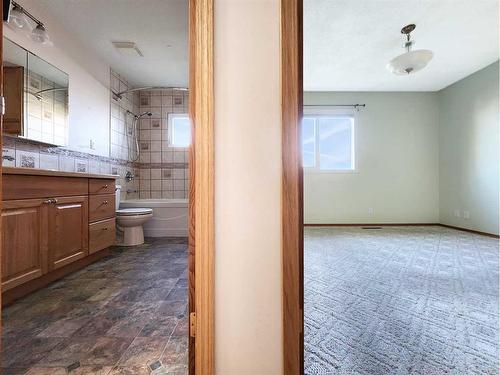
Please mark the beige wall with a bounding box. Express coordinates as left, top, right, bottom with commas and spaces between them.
215, 0, 283, 374
439, 62, 499, 235
303, 92, 440, 224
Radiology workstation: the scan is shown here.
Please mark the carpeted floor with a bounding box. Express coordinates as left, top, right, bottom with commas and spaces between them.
304, 226, 499, 375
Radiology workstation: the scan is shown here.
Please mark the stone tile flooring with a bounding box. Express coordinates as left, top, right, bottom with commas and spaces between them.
1, 238, 189, 375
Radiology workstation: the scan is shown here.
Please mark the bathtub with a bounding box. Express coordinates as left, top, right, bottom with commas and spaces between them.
119, 199, 188, 237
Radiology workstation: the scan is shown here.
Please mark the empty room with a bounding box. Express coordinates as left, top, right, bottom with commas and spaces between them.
302, 0, 499, 373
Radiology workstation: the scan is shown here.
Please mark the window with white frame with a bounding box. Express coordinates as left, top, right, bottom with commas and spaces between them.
302, 114, 355, 171
169, 114, 191, 147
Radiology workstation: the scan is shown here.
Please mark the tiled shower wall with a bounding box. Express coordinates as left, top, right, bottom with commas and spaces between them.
137, 89, 189, 199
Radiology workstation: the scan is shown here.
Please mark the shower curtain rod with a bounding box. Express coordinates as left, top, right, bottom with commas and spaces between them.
112, 86, 188, 100
304, 104, 366, 108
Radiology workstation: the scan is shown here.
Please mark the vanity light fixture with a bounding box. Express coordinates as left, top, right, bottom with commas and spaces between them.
386, 24, 433, 75
7, 3, 30, 31
7, 1, 52, 46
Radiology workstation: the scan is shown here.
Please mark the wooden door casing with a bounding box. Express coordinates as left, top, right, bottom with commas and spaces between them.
1, 199, 48, 291
48, 196, 89, 270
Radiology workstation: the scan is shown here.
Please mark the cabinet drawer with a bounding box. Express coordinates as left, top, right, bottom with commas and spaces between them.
89, 218, 115, 254
89, 179, 115, 195
89, 194, 115, 222
3, 175, 88, 200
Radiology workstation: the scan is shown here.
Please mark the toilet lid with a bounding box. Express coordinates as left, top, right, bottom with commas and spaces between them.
116, 208, 153, 216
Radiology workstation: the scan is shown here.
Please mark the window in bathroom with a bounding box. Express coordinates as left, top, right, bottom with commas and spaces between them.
302, 114, 355, 171
169, 114, 191, 147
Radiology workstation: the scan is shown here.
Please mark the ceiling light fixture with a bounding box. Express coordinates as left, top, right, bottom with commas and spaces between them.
7, 1, 52, 46
30, 24, 52, 45
7, 3, 30, 31
386, 24, 433, 75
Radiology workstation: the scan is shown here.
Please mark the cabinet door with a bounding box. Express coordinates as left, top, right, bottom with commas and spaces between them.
48, 196, 89, 270
2, 199, 48, 291
3, 66, 24, 135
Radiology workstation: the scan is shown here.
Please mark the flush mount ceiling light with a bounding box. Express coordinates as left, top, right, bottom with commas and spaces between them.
112, 41, 144, 57
7, 1, 52, 46
386, 24, 433, 75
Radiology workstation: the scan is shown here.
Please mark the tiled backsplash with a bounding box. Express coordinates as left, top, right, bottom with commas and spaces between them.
2, 135, 140, 200
1, 69, 189, 202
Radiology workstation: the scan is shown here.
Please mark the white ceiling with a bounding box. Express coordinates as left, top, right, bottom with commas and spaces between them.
304, 0, 499, 92
38, 0, 188, 87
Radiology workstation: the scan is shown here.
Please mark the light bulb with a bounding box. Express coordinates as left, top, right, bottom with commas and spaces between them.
30, 24, 53, 46
8, 5, 30, 30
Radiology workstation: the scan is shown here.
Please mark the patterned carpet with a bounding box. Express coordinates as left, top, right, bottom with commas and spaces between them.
304, 226, 499, 375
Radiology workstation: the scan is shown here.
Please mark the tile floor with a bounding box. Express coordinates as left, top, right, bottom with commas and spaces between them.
1, 238, 189, 375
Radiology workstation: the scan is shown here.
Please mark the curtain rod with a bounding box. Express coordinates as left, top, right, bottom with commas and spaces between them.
304, 104, 366, 108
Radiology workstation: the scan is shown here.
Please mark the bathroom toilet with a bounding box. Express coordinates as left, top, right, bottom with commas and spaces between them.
115, 186, 153, 246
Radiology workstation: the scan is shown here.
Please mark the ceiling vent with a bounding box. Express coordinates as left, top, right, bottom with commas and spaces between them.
112, 41, 143, 57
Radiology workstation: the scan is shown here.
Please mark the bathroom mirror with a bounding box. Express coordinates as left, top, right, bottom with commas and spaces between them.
2, 37, 69, 146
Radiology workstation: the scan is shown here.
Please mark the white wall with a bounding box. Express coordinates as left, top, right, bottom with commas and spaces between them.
215, 0, 282, 374
439, 62, 499, 235
303, 92, 440, 224
4, 0, 110, 156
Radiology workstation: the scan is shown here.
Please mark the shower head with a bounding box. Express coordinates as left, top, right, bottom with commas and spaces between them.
126, 110, 153, 119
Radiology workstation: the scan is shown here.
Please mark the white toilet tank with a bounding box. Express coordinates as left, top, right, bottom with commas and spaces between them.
115, 185, 121, 211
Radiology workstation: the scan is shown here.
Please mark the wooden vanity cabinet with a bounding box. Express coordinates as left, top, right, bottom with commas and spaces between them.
48, 196, 89, 270
1, 168, 117, 304
3, 65, 24, 135
1, 199, 48, 291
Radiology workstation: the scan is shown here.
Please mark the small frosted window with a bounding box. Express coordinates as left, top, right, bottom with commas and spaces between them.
169, 114, 191, 147
302, 115, 355, 171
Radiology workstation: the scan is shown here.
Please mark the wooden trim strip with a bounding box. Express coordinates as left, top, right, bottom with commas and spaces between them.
192, 0, 215, 374
304, 223, 499, 238
281, 0, 304, 374
438, 224, 499, 239
304, 223, 439, 227
188, 0, 197, 373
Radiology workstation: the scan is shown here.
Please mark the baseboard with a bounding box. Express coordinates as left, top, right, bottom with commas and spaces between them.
303, 223, 500, 238
438, 224, 499, 239
304, 223, 439, 227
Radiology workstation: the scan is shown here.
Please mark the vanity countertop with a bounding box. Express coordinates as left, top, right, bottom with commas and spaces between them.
3, 167, 119, 179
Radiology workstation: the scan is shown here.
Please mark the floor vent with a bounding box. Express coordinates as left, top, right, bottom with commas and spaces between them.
361, 226, 383, 230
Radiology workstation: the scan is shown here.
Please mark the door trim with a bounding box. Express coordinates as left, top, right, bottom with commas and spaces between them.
189, 0, 215, 374
281, 0, 304, 374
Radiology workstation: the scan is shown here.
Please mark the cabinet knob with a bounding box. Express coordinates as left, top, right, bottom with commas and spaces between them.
102, 227, 108, 231
103, 200, 108, 205
43, 198, 57, 204
103, 184, 109, 189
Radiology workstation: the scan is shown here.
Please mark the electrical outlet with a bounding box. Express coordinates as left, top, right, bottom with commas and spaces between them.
454, 209, 461, 218
89, 139, 96, 150
463, 211, 470, 219
368, 208, 374, 215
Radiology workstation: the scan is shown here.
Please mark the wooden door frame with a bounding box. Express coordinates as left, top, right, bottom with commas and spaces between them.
281, 0, 304, 374
189, 0, 215, 374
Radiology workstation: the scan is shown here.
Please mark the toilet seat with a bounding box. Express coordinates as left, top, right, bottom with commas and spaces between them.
116, 208, 153, 216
